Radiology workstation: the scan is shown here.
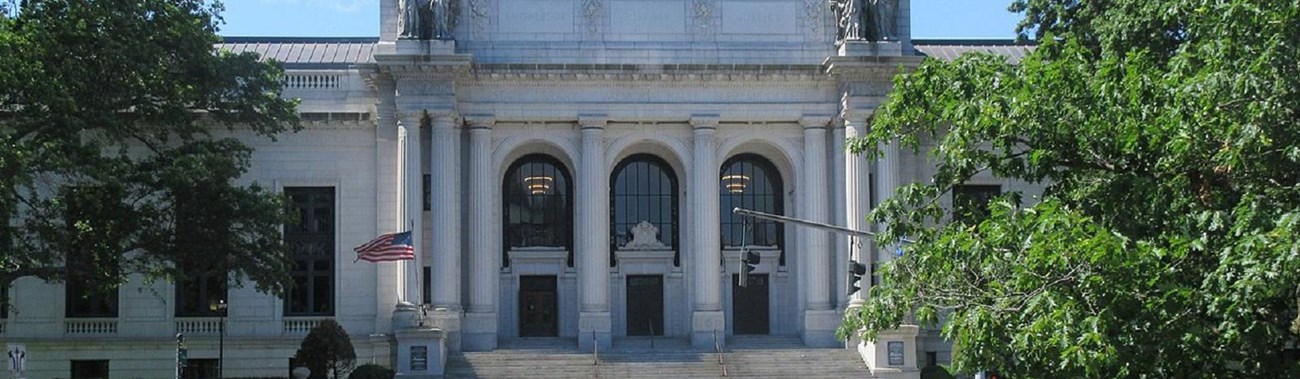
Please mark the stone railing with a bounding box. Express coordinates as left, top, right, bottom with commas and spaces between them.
65, 318, 117, 335
283, 317, 329, 334
283, 73, 343, 90
175, 318, 222, 335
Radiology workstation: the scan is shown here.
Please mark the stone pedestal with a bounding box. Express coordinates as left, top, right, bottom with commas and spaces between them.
394, 39, 457, 55
690, 310, 726, 349
839, 40, 903, 57
858, 325, 921, 379
461, 311, 498, 351
395, 327, 446, 378
429, 308, 464, 352
578, 311, 611, 352
802, 309, 842, 348
392, 302, 420, 330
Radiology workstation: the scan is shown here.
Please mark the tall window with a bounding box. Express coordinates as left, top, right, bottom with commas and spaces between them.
952, 184, 1002, 224
64, 187, 123, 318
285, 187, 335, 316
173, 186, 228, 317
502, 155, 574, 266
611, 154, 679, 265
720, 155, 784, 263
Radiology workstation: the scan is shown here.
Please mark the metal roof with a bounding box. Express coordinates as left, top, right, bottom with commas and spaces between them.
214, 37, 1035, 68
217, 37, 378, 69
912, 39, 1035, 63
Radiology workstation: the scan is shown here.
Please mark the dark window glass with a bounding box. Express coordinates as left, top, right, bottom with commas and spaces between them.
285, 187, 335, 316
423, 266, 431, 304
71, 360, 110, 379
64, 187, 123, 318
720, 154, 784, 263
611, 154, 679, 265
175, 272, 227, 317
423, 174, 431, 211
1, 283, 8, 319
952, 185, 1002, 223
182, 359, 219, 379
502, 155, 574, 266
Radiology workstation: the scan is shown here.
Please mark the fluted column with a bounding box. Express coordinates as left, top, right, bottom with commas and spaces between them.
463, 115, 497, 350
374, 75, 402, 332
801, 115, 838, 347
876, 137, 900, 263
832, 120, 848, 309
398, 110, 424, 305
577, 116, 611, 352
843, 112, 872, 307
689, 115, 724, 348
429, 112, 461, 309
801, 116, 832, 310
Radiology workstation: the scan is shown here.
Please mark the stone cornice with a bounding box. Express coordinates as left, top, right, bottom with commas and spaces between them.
469, 63, 829, 83
823, 55, 924, 82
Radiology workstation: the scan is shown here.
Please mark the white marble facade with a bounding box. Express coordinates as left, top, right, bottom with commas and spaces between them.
0, 1, 1040, 378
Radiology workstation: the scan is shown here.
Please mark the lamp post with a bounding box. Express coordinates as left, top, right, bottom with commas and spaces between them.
210, 299, 227, 378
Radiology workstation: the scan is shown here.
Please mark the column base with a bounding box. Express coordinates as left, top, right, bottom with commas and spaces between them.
462, 311, 498, 351
394, 326, 446, 378
429, 308, 464, 352
858, 325, 921, 379
802, 309, 842, 348
578, 311, 611, 352
690, 310, 726, 349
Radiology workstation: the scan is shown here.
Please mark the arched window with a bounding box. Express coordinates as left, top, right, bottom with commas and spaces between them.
503, 155, 574, 266
720, 154, 784, 262
610, 154, 679, 265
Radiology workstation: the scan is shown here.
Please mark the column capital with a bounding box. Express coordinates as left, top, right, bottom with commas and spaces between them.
464, 115, 496, 130
578, 114, 608, 130
841, 110, 874, 123
429, 111, 460, 125
800, 115, 832, 130
690, 115, 720, 130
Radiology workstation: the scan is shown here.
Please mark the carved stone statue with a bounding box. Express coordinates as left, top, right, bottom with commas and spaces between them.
836, 0, 897, 43
622, 221, 668, 250
430, 0, 456, 40
868, 0, 898, 41
399, 0, 426, 40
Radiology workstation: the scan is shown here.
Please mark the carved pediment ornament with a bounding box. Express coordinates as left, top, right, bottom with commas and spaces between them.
621, 221, 668, 250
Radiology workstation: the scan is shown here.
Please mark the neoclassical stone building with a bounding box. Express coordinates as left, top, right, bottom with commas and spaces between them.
2, 0, 1033, 377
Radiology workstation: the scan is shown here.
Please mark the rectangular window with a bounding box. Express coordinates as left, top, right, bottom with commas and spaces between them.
423, 266, 431, 304
175, 272, 228, 317
952, 184, 1002, 223
285, 187, 335, 316
182, 359, 219, 379
64, 187, 120, 318
1, 282, 8, 319
423, 174, 431, 211
71, 360, 109, 379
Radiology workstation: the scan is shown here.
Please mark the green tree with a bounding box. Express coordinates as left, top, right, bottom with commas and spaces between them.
295, 319, 357, 379
0, 1, 299, 295
842, 0, 1300, 377
346, 364, 394, 379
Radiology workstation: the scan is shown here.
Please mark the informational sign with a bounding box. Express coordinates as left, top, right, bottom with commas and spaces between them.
887, 341, 905, 366
410, 346, 428, 371
6, 343, 26, 377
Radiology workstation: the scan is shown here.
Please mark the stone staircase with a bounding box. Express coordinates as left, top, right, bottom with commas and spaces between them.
445, 336, 871, 378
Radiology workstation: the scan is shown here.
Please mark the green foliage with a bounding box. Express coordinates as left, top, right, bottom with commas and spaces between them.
843, 0, 1300, 377
346, 364, 395, 379
295, 319, 357, 379
0, 1, 300, 295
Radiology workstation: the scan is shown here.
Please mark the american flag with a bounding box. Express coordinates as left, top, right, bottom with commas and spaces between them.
354, 231, 415, 262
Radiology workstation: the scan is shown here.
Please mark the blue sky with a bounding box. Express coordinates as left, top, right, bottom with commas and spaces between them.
219, 0, 1023, 39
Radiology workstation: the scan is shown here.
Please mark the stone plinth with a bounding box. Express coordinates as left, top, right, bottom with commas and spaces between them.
691, 310, 726, 349
395, 326, 446, 378
858, 325, 921, 379
801, 309, 842, 348
578, 311, 611, 352
839, 40, 904, 57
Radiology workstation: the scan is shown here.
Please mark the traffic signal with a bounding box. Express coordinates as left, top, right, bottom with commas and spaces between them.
739, 250, 760, 287
848, 260, 867, 295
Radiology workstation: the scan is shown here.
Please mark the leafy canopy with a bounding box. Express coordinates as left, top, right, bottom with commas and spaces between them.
843, 0, 1300, 377
296, 319, 357, 379
0, 0, 300, 294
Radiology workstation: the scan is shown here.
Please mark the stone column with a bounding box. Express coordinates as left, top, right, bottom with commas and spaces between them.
577, 116, 611, 352
800, 115, 838, 347
832, 120, 848, 310
843, 112, 872, 308
689, 115, 724, 349
398, 110, 425, 306
428, 112, 464, 351
463, 116, 497, 351
876, 138, 900, 263
374, 75, 402, 332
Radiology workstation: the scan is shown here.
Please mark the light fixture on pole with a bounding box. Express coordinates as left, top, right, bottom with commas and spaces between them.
209, 299, 227, 379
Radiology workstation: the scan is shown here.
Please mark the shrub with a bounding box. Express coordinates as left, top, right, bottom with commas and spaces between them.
293, 319, 357, 379
346, 364, 395, 379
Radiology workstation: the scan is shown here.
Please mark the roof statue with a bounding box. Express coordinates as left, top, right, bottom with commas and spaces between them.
398, 0, 457, 41
836, 0, 898, 43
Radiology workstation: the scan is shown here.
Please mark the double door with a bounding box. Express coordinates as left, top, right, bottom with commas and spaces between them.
626, 275, 664, 336
519, 276, 558, 337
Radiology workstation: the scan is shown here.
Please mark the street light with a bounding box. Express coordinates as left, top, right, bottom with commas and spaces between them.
209, 299, 227, 379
